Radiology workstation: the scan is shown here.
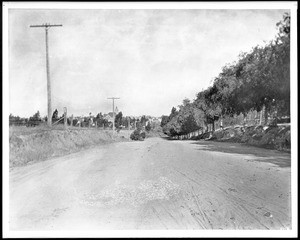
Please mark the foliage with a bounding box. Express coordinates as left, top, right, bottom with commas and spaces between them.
94, 112, 109, 128
115, 111, 123, 129
162, 99, 201, 137
140, 115, 148, 126
161, 13, 290, 136
9, 114, 28, 126
27, 111, 42, 126
145, 122, 151, 132
130, 129, 146, 141
161, 115, 169, 127
52, 109, 58, 121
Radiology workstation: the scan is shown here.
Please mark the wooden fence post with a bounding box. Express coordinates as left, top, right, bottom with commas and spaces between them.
259, 107, 264, 125
64, 107, 67, 129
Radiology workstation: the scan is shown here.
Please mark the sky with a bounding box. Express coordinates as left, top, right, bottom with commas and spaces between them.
8, 8, 287, 118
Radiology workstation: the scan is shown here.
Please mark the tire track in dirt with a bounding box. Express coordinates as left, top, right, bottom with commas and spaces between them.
192, 168, 289, 219
190, 184, 213, 229
151, 207, 169, 229
170, 164, 289, 229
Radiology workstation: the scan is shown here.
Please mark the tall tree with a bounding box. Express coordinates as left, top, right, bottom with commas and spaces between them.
115, 111, 123, 128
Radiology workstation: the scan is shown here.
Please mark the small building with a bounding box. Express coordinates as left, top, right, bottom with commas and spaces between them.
103, 112, 114, 123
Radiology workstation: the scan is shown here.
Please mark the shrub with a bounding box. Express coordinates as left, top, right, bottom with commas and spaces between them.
130, 129, 146, 141
140, 131, 146, 139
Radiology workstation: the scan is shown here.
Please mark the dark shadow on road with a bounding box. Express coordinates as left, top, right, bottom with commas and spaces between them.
160, 136, 179, 141
189, 140, 291, 168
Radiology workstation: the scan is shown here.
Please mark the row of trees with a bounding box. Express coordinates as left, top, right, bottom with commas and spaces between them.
162, 13, 290, 138
93, 112, 133, 129
9, 108, 153, 130
9, 109, 65, 127
9, 111, 43, 126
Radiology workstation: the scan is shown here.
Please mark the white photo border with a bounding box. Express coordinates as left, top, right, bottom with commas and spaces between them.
2, 1, 298, 238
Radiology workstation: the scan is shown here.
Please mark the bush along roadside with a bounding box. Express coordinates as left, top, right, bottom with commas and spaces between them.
189, 125, 290, 152
130, 129, 146, 141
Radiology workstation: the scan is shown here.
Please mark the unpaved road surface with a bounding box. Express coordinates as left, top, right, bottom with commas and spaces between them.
10, 137, 291, 230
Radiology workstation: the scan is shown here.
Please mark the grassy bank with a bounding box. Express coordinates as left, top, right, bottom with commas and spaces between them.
189, 124, 291, 152
9, 125, 132, 168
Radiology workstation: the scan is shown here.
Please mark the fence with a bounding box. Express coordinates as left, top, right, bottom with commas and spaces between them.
174, 110, 290, 140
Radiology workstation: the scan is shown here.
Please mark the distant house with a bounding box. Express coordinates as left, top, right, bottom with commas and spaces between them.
103, 112, 114, 123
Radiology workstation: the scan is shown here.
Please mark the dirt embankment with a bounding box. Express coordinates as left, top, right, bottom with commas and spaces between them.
9, 126, 131, 168
191, 125, 291, 152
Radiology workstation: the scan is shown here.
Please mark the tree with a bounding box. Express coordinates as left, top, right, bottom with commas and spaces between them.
180, 114, 198, 135
9, 113, 21, 126
204, 12, 290, 125
145, 122, 151, 132
162, 114, 181, 138
162, 99, 201, 137
35, 111, 40, 120
130, 117, 136, 128
195, 89, 221, 132
162, 13, 291, 131
136, 119, 143, 130
27, 111, 42, 126
177, 98, 200, 134
161, 115, 169, 127
30, 111, 41, 121
115, 111, 123, 129
52, 109, 58, 121
212, 64, 240, 116
277, 12, 290, 37
169, 107, 178, 120
95, 112, 104, 127
272, 12, 290, 118
121, 116, 130, 128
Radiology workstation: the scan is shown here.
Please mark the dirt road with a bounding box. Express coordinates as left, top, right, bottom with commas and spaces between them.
9, 137, 291, 230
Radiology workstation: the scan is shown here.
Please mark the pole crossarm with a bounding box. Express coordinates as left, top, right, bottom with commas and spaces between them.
30, 24, 63, 28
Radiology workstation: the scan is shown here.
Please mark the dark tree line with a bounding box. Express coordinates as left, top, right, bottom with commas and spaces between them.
162, 13, 290, 138
9, 111, 42, 126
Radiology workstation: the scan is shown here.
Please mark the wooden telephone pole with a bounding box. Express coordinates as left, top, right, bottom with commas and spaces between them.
30, 23, 62, 127
107, 97, 120, 134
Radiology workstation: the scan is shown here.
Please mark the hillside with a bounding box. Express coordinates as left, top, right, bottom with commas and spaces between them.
9, 126, 132, 169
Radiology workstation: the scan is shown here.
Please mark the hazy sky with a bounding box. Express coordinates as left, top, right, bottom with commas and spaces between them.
9, 9, 287, 117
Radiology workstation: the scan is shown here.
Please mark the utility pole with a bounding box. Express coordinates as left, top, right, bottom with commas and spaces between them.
30, 23, 63, 127
107, 97, 120, 134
